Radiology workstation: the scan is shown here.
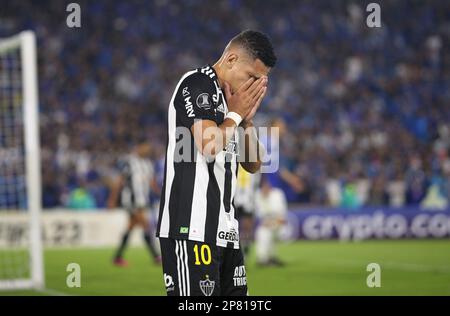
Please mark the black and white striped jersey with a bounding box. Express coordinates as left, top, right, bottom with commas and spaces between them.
157, 65, 240, 249
119, 154, 154, 210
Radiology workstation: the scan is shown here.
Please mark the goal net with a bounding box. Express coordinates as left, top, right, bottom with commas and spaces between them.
0, 31, 44, 290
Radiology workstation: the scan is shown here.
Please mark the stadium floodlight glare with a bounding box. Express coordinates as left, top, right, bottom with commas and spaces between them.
0, 31, 44, 290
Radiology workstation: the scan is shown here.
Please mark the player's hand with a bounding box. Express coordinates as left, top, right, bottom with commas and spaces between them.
223, 76, 267, 119
243, 83, 267, 123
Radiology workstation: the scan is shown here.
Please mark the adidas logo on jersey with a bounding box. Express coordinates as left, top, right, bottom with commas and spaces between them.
216, 102, 225, 114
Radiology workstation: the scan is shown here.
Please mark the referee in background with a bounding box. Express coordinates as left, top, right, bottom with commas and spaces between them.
157, 30, 276, 296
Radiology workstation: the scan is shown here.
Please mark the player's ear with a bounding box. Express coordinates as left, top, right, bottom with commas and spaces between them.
225, 53, 238, 69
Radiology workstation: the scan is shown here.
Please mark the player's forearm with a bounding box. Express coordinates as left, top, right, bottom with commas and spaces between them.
239, 120, 264, 173
107, 178, 123, 208
193, 118, 238, 158
107, 189, 119, 208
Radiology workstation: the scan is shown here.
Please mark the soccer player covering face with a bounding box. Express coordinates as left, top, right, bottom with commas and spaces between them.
157, 30, 277, 296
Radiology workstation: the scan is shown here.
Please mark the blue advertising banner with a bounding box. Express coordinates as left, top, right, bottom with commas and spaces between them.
283, 207, 450, 240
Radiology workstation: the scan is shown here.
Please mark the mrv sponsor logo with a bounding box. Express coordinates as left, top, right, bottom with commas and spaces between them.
182, 86, 195, 118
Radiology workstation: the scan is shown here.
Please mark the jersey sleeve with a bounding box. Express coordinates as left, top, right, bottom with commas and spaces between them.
173, 72, 216, 128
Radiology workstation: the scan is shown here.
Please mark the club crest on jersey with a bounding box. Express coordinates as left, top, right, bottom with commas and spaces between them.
196, 93, 211, 110
199, 275, 215, 296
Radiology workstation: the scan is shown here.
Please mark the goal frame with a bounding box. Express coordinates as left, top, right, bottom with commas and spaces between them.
0, 31, 44, 290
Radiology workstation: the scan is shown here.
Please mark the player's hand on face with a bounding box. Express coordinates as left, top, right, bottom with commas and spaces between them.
224, 76, 267, 119
243, 80, 267, 123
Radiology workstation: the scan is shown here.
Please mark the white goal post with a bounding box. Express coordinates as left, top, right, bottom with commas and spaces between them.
0, 31, 44, 290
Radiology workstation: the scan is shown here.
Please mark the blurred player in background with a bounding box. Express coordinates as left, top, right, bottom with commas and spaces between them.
255, 177, 287, 267
234, 165, 260, 258
108, 141, 161, 266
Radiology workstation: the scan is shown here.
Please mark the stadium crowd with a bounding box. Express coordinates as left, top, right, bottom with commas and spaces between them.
1, 0, 449, 209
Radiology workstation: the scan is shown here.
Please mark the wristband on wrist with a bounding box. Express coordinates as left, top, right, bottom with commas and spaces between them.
225, 111, 243, 126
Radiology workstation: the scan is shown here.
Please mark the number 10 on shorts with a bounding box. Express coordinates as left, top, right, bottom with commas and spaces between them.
193, 244, 211, 265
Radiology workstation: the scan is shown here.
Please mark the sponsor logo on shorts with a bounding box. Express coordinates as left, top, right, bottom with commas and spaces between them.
233, 265, 247, 287
164, 273, 175, 292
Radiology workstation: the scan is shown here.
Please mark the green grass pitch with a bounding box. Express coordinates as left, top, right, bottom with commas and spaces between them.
1, 239, 450, 296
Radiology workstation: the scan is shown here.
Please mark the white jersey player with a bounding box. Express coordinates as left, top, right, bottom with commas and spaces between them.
234, 164, 261, 256
255, 177, 287, 266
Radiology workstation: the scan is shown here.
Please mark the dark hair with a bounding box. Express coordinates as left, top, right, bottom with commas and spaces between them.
231, 30, 277, 68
